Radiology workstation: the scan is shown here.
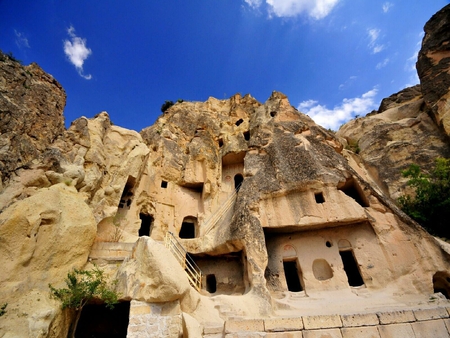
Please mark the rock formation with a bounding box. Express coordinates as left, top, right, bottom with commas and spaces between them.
1, 4, 450, 338
417, 3, 450, 135
337, 85, 450, 200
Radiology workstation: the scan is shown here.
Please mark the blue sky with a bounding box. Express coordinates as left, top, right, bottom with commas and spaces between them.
1, 1, 448, 131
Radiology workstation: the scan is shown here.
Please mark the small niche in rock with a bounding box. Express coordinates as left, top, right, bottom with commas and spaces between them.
235, 118, 244, 126
243, 131, 250, 141
338, 178, 369, 207
161, 180, 168, 188
314, 192, 325, 204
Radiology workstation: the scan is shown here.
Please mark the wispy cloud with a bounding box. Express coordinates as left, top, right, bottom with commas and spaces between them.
376, 58, 389, 69
382, 2, 393, 13
14, 30, 30, 48
368, 28, 384, 54
298, 88, 378, 130
338, 76, 357, 90
245, 0, 340, 19
403, 33, 423, 88
63, 26, 92, 80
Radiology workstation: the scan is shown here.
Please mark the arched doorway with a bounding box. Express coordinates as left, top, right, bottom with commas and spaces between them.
234, 174, 243, 191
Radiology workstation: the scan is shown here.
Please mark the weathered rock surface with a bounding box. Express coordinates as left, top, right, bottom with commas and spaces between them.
0, 184, 96, 337
417, 3, 450, 135
0, 51, 66, 186
337, 85, 450, 199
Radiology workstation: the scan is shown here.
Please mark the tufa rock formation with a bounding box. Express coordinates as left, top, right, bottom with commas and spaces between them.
417, 3, 450, 135
2, 4, 450, 337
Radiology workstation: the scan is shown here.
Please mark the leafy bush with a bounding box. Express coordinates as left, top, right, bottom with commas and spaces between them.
49, 266, 119, 338
161, 100, 174, 112
398, 158, 450, 238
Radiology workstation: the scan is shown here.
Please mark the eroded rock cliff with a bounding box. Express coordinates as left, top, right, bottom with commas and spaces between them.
1, 4, 450, 337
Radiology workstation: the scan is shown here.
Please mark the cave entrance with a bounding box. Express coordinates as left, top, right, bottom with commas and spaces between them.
283, 259, 304, 292
179, 216, 197, 239
234, 174, 243, 191
338, 177, 369, 207
433, 271, 450, 299
138, 213, 153, 237
75, 301, 130, 338
118, 176, 136, 209
191, 251, 246, 295
206, 274, 217, 293
339, 250, 364, 287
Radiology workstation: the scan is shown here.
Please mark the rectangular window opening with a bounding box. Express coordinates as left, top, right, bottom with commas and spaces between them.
161, 180, 168, 188
315, 192, 325, 204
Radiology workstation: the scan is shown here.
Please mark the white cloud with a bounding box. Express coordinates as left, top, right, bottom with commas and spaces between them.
376, 58, 389, 69
245, 0, 340, 19
297, 88, 378, 130
63, 26, 92, 80
368, 28, 384, 54
14, 30, 30, 48
245, 0, 263, 8
382, 2, 393, 13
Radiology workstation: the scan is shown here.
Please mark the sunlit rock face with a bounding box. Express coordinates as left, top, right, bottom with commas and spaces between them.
2, 5, 450, 337
417, 3, 450, 136
337, 85, 450, 200
0, 51, 66, 186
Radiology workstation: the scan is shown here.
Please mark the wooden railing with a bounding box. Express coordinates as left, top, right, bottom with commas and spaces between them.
164, 231, 203, 291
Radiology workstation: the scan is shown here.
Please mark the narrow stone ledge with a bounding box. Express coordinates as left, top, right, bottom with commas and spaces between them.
411, 319, 449, 337
377, 310, 415, 325
225, 319, 265, 333
264, 317, 304, 332
303, 328, 342, 338
377, 323, 415, 338
413, 308, 449, 321
203, 323, 224, 335
340, 313, 379, 327
302, 315, 342, 330
266, 331, 303, 337
340, 326, 381, 337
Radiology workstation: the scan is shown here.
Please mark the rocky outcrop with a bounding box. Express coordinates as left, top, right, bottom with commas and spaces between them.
0, 51, 66, 186
417, 3, 450, 135
337, 85, 450, 199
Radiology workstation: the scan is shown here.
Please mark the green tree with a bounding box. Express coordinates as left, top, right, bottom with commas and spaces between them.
49, 266, 119, 338
161, 100, 174, 112
398, 158, 450, 238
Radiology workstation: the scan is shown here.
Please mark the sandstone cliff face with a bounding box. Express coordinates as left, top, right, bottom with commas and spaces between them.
337, 85, 450, 199
417, 3, 450, 135
0, 51, 66, 186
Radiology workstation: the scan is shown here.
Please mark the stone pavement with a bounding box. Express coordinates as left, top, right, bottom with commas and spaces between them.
206, 307, 450, 338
